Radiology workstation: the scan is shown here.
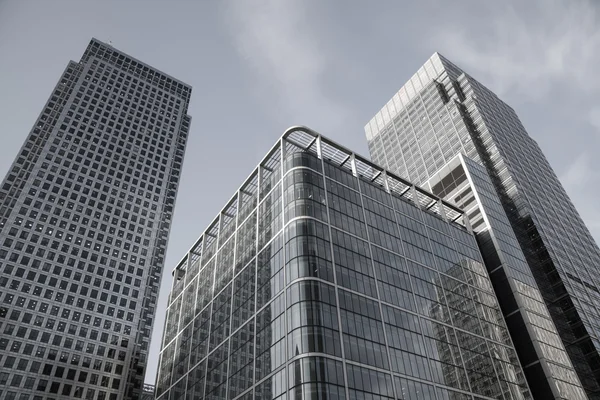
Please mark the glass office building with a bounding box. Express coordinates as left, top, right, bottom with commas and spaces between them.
365, 53, 597, 399
0, 39, 191, 400
156, 126, 532, 400
427, 154, 585, 400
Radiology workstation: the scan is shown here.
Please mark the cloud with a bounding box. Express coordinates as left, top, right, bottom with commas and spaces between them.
561, 153, 595, 188
223, 0, 348, 130
433, 0, 600, 100
560, 152, 600, 230
588, 106, 600, 132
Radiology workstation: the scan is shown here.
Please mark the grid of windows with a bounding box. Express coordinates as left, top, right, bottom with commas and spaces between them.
366, 53, 593, 400
156, 128, 531, 400
0, 39, 191, 400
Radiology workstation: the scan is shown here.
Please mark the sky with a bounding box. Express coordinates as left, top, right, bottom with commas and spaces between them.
1, 0, 600, 385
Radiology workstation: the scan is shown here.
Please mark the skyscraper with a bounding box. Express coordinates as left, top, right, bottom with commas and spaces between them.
156, 126, 533, 400
366, 53, 600, 399
0, 39, 191, 400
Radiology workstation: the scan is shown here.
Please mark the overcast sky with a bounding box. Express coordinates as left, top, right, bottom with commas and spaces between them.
1, 0, 599, 385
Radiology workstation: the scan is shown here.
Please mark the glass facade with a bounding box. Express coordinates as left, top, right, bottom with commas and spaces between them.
366, 53, 597, 399
428, 154, 585, 400
142, 384, 156, 400
0, 39, 191, 400
156, 127, 532, 400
